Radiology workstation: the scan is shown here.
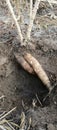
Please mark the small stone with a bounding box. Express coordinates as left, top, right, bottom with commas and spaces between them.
47, 124, 55, 130
54, 101, 57, 105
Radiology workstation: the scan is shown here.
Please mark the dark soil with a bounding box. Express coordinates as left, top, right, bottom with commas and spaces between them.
0, 1, 57, 130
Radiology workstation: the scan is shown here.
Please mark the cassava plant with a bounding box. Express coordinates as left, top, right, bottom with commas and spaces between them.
5, 0, 57, 45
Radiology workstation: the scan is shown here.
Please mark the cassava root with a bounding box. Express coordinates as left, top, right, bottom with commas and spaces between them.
14, 53, 34, 74
24, 53, 52, 92
14, 52, 52, 92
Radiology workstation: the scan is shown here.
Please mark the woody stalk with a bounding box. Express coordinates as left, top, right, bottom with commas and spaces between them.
5, 0, 57, 45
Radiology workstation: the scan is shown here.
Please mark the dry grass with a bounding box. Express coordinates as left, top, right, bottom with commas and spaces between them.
0, 96, 32, 130
0, 96, 17, 130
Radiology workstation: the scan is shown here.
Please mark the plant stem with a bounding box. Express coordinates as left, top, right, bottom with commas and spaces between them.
27, 0, 40, 40
5, 0, 23, 43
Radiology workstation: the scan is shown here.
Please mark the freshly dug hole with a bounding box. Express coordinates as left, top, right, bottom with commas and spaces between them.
14, 58, 49, 107
14, 52, 51, 104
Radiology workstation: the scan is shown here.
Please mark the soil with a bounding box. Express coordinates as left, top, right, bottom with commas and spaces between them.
0, 1, 57, 130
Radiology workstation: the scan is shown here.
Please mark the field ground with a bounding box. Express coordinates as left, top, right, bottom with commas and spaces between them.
0, 1, 57, 130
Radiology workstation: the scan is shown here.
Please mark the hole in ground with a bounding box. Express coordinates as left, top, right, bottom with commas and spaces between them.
15, 63, 50, 108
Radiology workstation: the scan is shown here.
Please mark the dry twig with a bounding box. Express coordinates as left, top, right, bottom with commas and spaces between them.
0, 107, 16, 120
19, 112, 26, 130
36, 94, 42, 106
27, 118, 32, 130
5, 120, 15, 130
0, 95, 5, 100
